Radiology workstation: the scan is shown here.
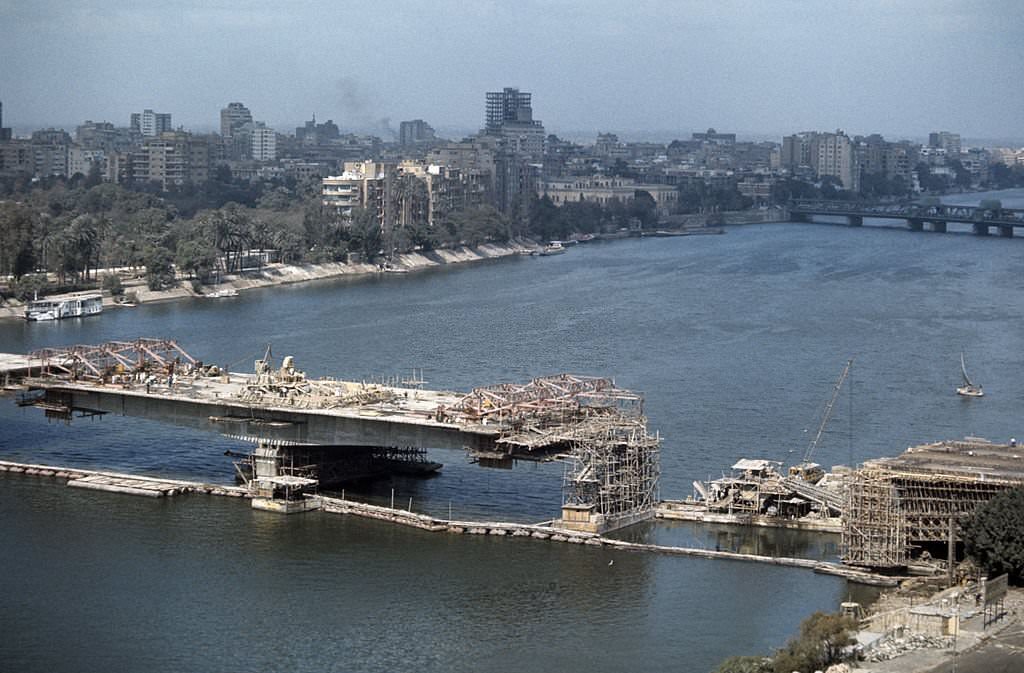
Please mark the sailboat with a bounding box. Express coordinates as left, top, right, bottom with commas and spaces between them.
957, 352, 984, 397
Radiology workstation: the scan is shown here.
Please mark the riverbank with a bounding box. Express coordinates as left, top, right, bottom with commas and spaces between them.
0, 239, 537, 321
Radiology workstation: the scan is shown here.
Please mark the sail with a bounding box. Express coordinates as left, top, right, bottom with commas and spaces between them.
960, 352, 975, 387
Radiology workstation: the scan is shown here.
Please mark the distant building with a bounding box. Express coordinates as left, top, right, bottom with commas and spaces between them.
126, 131, 209, 189
76, 120, 139, 152
69, 147, 107, 178
130, 109, 172, 137
321, 161, 391, 226
398, 119, 436, 147
0, 101, 11, 141
692, 128, 736, 146
780, 132, 818, 171
295, 117, 340, 146
220, 102, 253, 138
812, 131, 858, 191
250, 123, 276, 162
929, 131, 961, 157
594, 133, 621, 157
483, 87, 545, 161
539, 176, 679, 216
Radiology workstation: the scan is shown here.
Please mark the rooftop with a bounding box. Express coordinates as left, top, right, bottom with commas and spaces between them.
861, 438, 1024, 484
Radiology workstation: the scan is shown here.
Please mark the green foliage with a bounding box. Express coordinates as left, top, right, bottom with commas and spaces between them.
859, 171, 911, 199
10, 273, 49, 302
915, 162, 949, 193
100, 273, 124, 297
949, 160, 973, 189
772, 611, 857, 673
712, 655, 772, 673
144, 245, 176, 291
964, 486, 1024, 584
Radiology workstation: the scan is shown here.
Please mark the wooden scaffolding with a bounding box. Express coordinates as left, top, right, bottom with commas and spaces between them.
842, 438, 1024, 569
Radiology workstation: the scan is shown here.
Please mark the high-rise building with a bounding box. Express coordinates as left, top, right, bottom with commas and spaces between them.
928, 131, 961, 157
221, 102, 253, 138
127, 131, 209, 189
485, 88, 533, 131
811, 130, 858, 191
780, 132, 818, 170
483, 87, 545, 161
250, 123, 276, 162
0, 100, 11, 140
130, 109, 172, 137
398, 119, 436, 147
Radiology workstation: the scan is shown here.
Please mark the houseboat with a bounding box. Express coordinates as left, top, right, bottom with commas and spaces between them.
25, 293, 104, 321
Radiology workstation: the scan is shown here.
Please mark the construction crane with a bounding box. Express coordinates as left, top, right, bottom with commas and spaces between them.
789, 359, 853, 483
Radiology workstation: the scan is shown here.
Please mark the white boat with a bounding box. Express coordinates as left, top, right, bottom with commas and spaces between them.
956, 352, 984, 397
25, 293, 103, 321
537, 241, 566, 256
206, 288, 239, 298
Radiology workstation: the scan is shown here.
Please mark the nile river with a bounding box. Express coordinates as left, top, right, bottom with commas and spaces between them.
2, 189, 1023, 672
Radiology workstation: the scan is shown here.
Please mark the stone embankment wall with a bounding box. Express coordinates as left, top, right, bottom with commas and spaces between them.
0, 241, 535, 320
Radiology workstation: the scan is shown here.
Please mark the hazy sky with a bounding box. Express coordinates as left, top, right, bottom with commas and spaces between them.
1, 0, 1022, 142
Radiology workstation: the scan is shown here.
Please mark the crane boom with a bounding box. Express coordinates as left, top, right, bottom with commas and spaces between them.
801, 359, 853, 465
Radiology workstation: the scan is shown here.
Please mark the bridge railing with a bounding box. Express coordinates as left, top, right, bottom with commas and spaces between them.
789, 199, 1024, 225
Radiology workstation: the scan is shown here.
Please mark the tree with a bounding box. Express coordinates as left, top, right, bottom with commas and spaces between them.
144, 245, 176, 290
950, 160, 973, 189
100, 273, 124, 298
772, 612, 857, 673
629, 190, 658, 227
964, 486, 1024, 584
713, 655, 772, 673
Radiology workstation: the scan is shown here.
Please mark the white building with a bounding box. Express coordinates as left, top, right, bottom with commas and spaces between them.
130, 109, 172, 137
251, 123, 276, 162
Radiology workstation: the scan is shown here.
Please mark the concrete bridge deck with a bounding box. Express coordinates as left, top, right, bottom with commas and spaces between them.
5, 338, 661, 532
789, 199, 1024, 235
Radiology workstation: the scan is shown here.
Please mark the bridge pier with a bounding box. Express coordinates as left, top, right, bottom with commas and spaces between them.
973, 223, 990, 236
250, 442, 321, 514
908, 218, 924, 232
790, 212, 809, 223
999, 225, 1014, 238
242, 442, 443, 513
847, 215, 863, 227
930, 221, 947, 233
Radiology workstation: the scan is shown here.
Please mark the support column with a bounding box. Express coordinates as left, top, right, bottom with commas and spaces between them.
848, 215, 863, 227
973, 223, 990, 236
931, 221, 947, 233
250, 442, 320, 514
908, 218, 924, 232
999, 226, 1014, 238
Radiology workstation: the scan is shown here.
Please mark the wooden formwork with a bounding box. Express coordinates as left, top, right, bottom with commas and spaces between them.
842, 438, 1024, 569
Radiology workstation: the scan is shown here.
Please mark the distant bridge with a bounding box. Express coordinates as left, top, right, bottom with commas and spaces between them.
789, 199, 1024, 236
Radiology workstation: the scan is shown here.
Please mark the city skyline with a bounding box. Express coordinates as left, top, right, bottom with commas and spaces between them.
1, 1, 1023, 143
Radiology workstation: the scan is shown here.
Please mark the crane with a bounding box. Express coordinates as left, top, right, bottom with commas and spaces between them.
789, 358, 853, 483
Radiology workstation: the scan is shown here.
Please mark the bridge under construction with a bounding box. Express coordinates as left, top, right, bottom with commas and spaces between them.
8, 338, 660, 533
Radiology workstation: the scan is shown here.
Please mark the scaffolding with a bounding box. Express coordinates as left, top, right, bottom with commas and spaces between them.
30, 338, 197, 382
842, 438, 1024, 569
561, 417, 660, 525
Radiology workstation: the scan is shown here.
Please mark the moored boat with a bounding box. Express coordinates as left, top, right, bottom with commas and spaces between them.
25, 293, 103, 321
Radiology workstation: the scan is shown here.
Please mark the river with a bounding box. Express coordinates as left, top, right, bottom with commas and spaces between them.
2, 189, 1023, 672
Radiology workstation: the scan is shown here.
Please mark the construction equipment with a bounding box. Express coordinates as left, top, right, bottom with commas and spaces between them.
789, 359, 853, 483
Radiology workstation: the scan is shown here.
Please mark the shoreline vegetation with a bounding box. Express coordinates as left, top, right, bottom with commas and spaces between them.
0, 239, 536, 320
0, 208, 789, 322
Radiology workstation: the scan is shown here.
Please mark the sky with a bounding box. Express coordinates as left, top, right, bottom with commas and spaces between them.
1, 0, 1022, 143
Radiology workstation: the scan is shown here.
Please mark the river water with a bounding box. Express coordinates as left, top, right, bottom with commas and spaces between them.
3, 189, 1023, 672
